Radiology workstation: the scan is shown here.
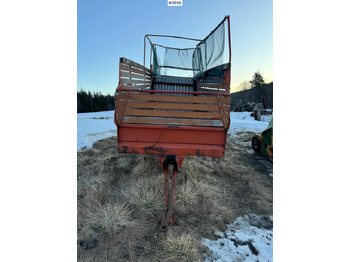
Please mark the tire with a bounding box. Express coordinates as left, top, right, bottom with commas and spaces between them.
252, 135, 261, 153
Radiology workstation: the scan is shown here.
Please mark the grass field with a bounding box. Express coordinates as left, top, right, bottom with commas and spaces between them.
77, 132, 273, 261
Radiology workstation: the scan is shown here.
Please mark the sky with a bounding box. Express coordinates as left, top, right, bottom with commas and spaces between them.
78, 0, 272, 94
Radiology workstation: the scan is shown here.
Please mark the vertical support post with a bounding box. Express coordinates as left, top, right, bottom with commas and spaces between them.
158, 155, 184, 232
226, 15, 231, 93
116, 92, 130, 125
163, 165, 169, 206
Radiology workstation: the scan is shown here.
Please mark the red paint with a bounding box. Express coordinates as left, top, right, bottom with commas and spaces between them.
118, 141, 225, 157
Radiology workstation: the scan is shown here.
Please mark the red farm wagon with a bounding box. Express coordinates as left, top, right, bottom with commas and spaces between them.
114, 16, 231, 231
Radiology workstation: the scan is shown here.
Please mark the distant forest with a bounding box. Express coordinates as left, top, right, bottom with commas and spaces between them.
230, 82, 273, 110
77, 90, 115, 113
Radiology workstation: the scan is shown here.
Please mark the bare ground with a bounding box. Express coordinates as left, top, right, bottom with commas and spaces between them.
77, 132, 273, 261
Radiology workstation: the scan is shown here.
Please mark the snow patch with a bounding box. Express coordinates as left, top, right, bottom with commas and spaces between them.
76, 111, 270, 151
229, 112, 269, 136
203, 214, 273, 262
77, 110, 117, 150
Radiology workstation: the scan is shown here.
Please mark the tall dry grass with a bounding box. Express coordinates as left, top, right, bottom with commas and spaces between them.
77, 134, 272, 261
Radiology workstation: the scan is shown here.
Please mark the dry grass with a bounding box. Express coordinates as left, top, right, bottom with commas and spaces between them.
121, 175, 163, 216
77, 134, 273, 261
162, 231, 201, 261
84, 201, 132, 234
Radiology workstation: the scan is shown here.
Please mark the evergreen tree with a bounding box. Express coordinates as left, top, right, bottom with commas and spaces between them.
250, 71, 265, 88
250, 71, 266, 96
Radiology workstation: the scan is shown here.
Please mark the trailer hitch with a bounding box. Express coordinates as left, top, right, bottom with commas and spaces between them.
158, 155, 184, 232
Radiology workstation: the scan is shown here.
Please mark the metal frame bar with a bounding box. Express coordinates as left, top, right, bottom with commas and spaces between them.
143, 16, 231, 80
117, 88, 230, 96
144, 34, 201, 68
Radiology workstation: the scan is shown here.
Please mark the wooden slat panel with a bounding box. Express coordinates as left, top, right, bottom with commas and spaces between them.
120, 57, 151, 73
120, 64, 151, 76
119, 78, 150, 85
116, 93, 230, 104
122, 116, 224, 127
123, 108, 221, 119
120, 71, 151, 80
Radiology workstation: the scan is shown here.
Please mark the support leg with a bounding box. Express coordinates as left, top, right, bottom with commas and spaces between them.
159, 156, 180, 232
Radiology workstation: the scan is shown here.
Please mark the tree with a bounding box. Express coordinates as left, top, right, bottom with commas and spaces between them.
238, 80, 250, 91
250, 71, 265, 88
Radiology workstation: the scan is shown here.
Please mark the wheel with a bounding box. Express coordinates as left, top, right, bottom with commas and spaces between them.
252, 135, 261, 153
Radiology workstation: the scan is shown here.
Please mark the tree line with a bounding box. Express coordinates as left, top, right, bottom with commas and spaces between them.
230, 71, 273, 110
77, 90, 115, 113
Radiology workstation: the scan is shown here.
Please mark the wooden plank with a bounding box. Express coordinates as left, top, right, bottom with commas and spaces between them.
116, 101, 230, 112
116, 92, 130, 125
197, 78, 222, 84
119, 101, 220, 112
198, 87, 228, 93
120, 57, 151, 73
121, 116, 224, 127
115, 105, 230, 115
115, 93, 230, 104
119, 78, 150, 85
120, 71, 151, 80
216, 95, 229, 129
198, 83, 229, 89
118, 84, 151, 90
123, 108, 221, 119
120, 64, 151, 76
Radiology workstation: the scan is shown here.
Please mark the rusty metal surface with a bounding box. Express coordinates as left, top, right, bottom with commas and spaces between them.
118, 141, 225, 157
118, 124, 226, 145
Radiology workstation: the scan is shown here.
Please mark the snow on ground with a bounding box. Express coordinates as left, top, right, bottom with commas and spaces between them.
229, 112, 270, 136
77, 111, 270, 151
203, 214, 273, 262
77, 110, 117, 151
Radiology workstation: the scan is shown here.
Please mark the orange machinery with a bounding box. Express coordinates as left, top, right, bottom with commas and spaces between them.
114, 16, 231, 231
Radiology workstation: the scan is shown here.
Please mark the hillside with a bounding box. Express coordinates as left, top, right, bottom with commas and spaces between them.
230, 82, 273, 111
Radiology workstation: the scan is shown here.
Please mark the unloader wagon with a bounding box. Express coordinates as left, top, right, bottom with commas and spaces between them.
114, 16, 232, 231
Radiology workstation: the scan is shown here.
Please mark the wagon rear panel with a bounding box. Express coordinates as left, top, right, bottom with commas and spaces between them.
114, 91, 230, 157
